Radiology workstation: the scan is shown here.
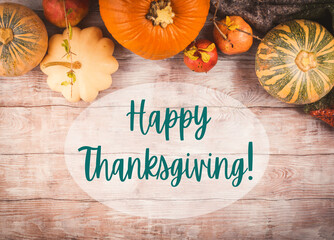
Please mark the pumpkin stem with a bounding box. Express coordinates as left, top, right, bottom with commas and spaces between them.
42, 61, 82, 69
295, 50, 317, 72
0, 28, 14, 45
146, 0, 175, 28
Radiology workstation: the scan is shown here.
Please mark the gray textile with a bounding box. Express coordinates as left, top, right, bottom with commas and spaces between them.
211, 0, 334, 35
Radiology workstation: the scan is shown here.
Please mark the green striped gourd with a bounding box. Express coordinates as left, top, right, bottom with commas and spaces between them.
0, 3, 48, 77
255, 19, 334, 104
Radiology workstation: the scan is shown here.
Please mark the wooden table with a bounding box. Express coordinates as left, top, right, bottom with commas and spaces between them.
1, 1, 333, 239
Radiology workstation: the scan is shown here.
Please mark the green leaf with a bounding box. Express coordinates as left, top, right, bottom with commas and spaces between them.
67, 70, 76, 83
61, 81, 70, 86
68, 22, 73, 40
61, 39, 70, 54
200, 51, 211, 63
199, 43, 216, 52
67, 8, 73, 16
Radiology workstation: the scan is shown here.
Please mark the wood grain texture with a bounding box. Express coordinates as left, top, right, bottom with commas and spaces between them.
0, 0, 333, 239
1, 154, 333, 200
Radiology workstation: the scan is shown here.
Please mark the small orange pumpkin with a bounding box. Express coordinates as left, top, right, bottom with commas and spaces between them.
213, 16, 253, 55
99, 0, 210, 60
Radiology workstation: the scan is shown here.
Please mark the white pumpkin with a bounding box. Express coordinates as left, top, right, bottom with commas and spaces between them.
41, 27, 118, 102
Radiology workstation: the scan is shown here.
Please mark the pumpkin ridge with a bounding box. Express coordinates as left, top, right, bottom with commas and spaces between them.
7, 43, 21, 63
10, 41, 27, 57
296, 20, 310, 50
6, 10, 16, 29
288, 73, 303, 103
275, 46, 296, 57
291, 20, 307, 51
311, 27, 325, 52
310, 70, 326, 97
12, 38, 37, 57
316, 40, 334, 57
14, 33, 39, 42
314, 68, 332, 88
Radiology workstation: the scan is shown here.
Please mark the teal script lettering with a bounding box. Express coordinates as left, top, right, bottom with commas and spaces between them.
126, 99, 211, 141
78, 142, 254, 187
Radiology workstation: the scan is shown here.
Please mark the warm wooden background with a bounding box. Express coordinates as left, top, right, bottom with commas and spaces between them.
1, 0, 334, 239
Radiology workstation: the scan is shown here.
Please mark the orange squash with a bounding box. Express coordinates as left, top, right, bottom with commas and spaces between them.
99, 0, 210, 60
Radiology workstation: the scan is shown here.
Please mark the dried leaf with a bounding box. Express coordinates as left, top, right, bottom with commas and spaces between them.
228, 24, 240, 31
200, 51, 211, 63
226, 16, 231, 26
61, 39, 70, 54
200, 43, 215, 52
72, 74, 76, 83
184, 46, 199, 61
61, 81, 70, 86
67, 70, 76, 83
225, 16, 239, 31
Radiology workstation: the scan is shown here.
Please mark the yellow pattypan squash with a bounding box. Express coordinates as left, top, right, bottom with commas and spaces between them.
40, 27, 118, 102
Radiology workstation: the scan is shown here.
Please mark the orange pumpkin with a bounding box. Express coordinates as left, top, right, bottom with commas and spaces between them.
213, 16, 253, 55
99, 0, 210, 60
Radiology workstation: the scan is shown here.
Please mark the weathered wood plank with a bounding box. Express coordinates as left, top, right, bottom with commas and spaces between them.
0, 154, 333, 201
0, 106, 332, 156
0, 198, 333, 239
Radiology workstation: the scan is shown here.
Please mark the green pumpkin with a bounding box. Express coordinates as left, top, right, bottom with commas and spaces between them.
255, 19, 334, 104
0, 3, 48, 77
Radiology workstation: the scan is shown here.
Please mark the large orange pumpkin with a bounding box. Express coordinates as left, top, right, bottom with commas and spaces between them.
99, 0, 210, 60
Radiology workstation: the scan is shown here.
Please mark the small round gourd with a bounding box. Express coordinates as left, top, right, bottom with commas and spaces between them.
0, 3, 48, 77
255, 19, 334, 104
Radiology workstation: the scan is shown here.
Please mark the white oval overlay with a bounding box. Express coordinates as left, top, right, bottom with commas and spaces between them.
65, 82, 270, 219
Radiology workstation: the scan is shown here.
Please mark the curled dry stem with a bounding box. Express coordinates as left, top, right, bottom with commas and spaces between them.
215, 21, 263, 41
212, 0, 228, 40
